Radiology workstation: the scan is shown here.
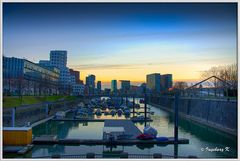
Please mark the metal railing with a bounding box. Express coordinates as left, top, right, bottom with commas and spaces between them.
32, 153, 196, 159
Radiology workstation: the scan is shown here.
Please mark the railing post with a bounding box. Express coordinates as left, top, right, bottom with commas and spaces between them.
144, 91, 147, 126
174, 92, 179, 143
174, 143, 178, 158
12, 107, 16, 127
133, 96, 135, 116
120, 152, 128, 158
45, 103, 49, 117
153, 153, 162, 158
86, 153, 95, 158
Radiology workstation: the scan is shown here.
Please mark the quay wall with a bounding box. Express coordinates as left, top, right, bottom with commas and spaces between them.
3, 99, 80, 127
149, 96, 237, 135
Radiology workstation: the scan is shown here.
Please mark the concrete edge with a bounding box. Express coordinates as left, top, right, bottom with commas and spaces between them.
149, 102, 237, 136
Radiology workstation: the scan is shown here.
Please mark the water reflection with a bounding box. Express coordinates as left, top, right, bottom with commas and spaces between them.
30, 98, 237, 158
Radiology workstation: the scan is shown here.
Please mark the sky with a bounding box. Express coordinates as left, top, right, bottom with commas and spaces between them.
3, 3, 237, 88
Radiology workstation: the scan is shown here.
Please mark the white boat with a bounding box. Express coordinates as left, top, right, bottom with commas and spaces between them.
110, 109, 116, 116
95, 109, 102, 116
104, 110, 109, 116
117, 109, 123, 116
55, 111, 66, 119
143, 126, 158, 137
124, 109, 131, 117
134, 104, 140, 109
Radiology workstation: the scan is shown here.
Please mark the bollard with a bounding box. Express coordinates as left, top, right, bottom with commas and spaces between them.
86, 153, 95, 158
153, 153, 162, 158
120, 152, 128, 158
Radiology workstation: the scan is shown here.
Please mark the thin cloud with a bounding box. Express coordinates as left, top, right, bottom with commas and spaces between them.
69, 55, 233, 71
69, 64, 142, 70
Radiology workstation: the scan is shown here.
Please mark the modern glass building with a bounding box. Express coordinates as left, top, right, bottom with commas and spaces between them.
69, 68, 80, 84
3, 56, 60, 96
120, 80, 130, 94
86, 74, 96, 94
97, 81, 101, 94
50, 50, 67, 69
111, 80, 117, 93
161, 74, 173, 92
146, 73, 161, 93
39, 50, 72, 94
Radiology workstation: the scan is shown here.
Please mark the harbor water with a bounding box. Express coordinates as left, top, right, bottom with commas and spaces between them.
8, 98, 238, 158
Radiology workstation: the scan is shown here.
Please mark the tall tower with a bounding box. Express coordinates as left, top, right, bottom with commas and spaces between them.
50, 50, 67, 69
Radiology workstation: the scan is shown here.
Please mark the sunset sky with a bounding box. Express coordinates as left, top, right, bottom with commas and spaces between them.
3, 3, 237, 87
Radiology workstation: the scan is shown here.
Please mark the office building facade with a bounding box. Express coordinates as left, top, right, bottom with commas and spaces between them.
97, 81, 102, 94
39, 50, 72, 94
3, 56, 60, 96
69, 68, 80, 84
111, 80, 117, 93
86, 74, 96, 94
161, 74, 173, 92
120, 80, 130, 94
146, 73, 161, 93
72, 84, 85, 96
50, 50, 67, 69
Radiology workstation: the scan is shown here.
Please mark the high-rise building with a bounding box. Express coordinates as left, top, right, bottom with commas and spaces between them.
86, 75, 96, 88
111, 80, 117, 93
86, 74, 96, 94
104, 88, 111, 95
72, 84, 85, 96
161, 74, 173, 92
140, 83, 147, 94
129, 85, 140, 95
97, 81, 101, 94
50, 50, 67, 69
70, 75, 76, 85
120, 80, 130, 94
69, 68, 80, 84
146, 73, 161, 93
39, 50, 71, 94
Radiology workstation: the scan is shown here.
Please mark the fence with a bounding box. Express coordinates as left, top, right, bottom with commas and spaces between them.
32, 153, 195, 159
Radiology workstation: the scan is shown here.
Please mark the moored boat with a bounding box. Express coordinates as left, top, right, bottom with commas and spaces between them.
117, 109, 123, 116
55, 111, 66, 119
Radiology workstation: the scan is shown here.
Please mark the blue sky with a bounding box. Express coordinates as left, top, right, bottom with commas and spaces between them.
3, 3, 237, 83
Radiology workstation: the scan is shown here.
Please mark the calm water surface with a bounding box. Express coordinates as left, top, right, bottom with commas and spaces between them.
25, 99, 237, 158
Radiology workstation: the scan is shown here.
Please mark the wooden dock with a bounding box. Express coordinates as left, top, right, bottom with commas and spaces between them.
104, 120, 141, 139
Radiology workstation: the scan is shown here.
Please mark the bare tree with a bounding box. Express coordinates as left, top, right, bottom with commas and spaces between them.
173, 82, 188, 90
201, 64, 237, 89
